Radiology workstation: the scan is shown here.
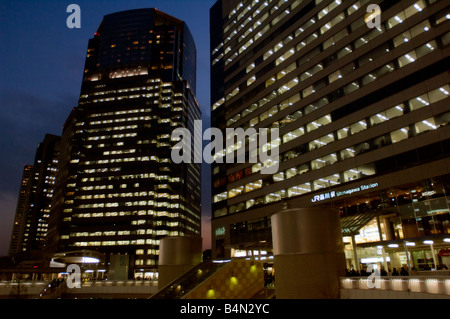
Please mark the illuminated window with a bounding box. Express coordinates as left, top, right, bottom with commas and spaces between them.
245, 180, 262, 192
429, 85, 450, 103
416, 41, 437, 59
415, 118, 437, 134
370, 104, 404, 126
409, 93, 430, 111
228, 186, 244, 198
391, 127, 410, 143
265, 190, 285, 203
350, 120, 367, 135
340, 147, 356, 160
283, 127, 304, 144
306, 115, 331, 132
287, 183, 311, 197
355, 218, 381, 243
214, 191, 227, 203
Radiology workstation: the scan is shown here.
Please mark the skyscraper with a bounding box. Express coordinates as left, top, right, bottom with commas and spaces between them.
47, 9, 201, 278
9, 134, 61, 261
210, 0, 450, 272
9, 165, 34, 258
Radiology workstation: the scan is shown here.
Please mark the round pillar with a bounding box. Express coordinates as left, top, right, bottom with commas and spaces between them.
271, 207, 345, 299
158, 236, 202, 289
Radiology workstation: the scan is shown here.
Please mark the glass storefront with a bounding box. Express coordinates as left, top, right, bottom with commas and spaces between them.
340, 174, 450, 272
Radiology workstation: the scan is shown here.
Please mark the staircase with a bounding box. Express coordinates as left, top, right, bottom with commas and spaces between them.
151, 259, 267, 299
150, 260, 228, 299
38, 279, 66, 299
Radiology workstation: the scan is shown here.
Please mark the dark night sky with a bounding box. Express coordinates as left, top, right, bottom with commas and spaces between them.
0, 0, 215, 256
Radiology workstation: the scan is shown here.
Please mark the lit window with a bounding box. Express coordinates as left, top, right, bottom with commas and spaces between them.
391, 127, 410, 143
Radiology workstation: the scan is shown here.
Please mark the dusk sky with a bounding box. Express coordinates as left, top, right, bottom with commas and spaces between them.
0, 0, 216, 256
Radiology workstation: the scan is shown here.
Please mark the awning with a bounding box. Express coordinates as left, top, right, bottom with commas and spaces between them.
340, 211, 382, 237
439, 249, 450, 257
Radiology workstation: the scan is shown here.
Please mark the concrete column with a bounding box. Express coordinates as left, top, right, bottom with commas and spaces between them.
158, 236, 202, 289
351, 235, 360, 272
381, 247, 389, 275
430, 244, 438, 269
271, 207, 346, 299
389, 251, 402, 270
403, 241, 412, 271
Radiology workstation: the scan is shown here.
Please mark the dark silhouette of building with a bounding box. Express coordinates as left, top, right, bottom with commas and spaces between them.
9, 165, 34, 258
9, 134, 61, 262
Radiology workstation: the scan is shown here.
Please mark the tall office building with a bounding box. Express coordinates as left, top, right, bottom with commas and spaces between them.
48, 9, 201, 278
9, 165, 34, 258
9, 134, 61, 260
210, 0, 450, 271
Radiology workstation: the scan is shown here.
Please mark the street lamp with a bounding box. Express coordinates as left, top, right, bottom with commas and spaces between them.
402, 241, 415, 271
423, 240, 438, 270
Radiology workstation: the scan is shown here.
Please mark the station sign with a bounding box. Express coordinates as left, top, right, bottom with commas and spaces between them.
311, 182, 379, 203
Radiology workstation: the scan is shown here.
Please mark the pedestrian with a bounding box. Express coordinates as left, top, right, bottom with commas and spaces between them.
400, 267, 409, 276
392, 268, 399, 276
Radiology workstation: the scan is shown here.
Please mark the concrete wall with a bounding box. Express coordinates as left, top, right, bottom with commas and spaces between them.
63, 281, 158, 299
0, 281, 47, 299
341, 288, 450, 299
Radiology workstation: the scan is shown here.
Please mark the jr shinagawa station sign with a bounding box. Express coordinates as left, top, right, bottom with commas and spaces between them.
311, 183, 379, 203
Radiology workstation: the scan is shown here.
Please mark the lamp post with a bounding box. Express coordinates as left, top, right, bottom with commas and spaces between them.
424, 240, 438, 270
404, 241, 415, 272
